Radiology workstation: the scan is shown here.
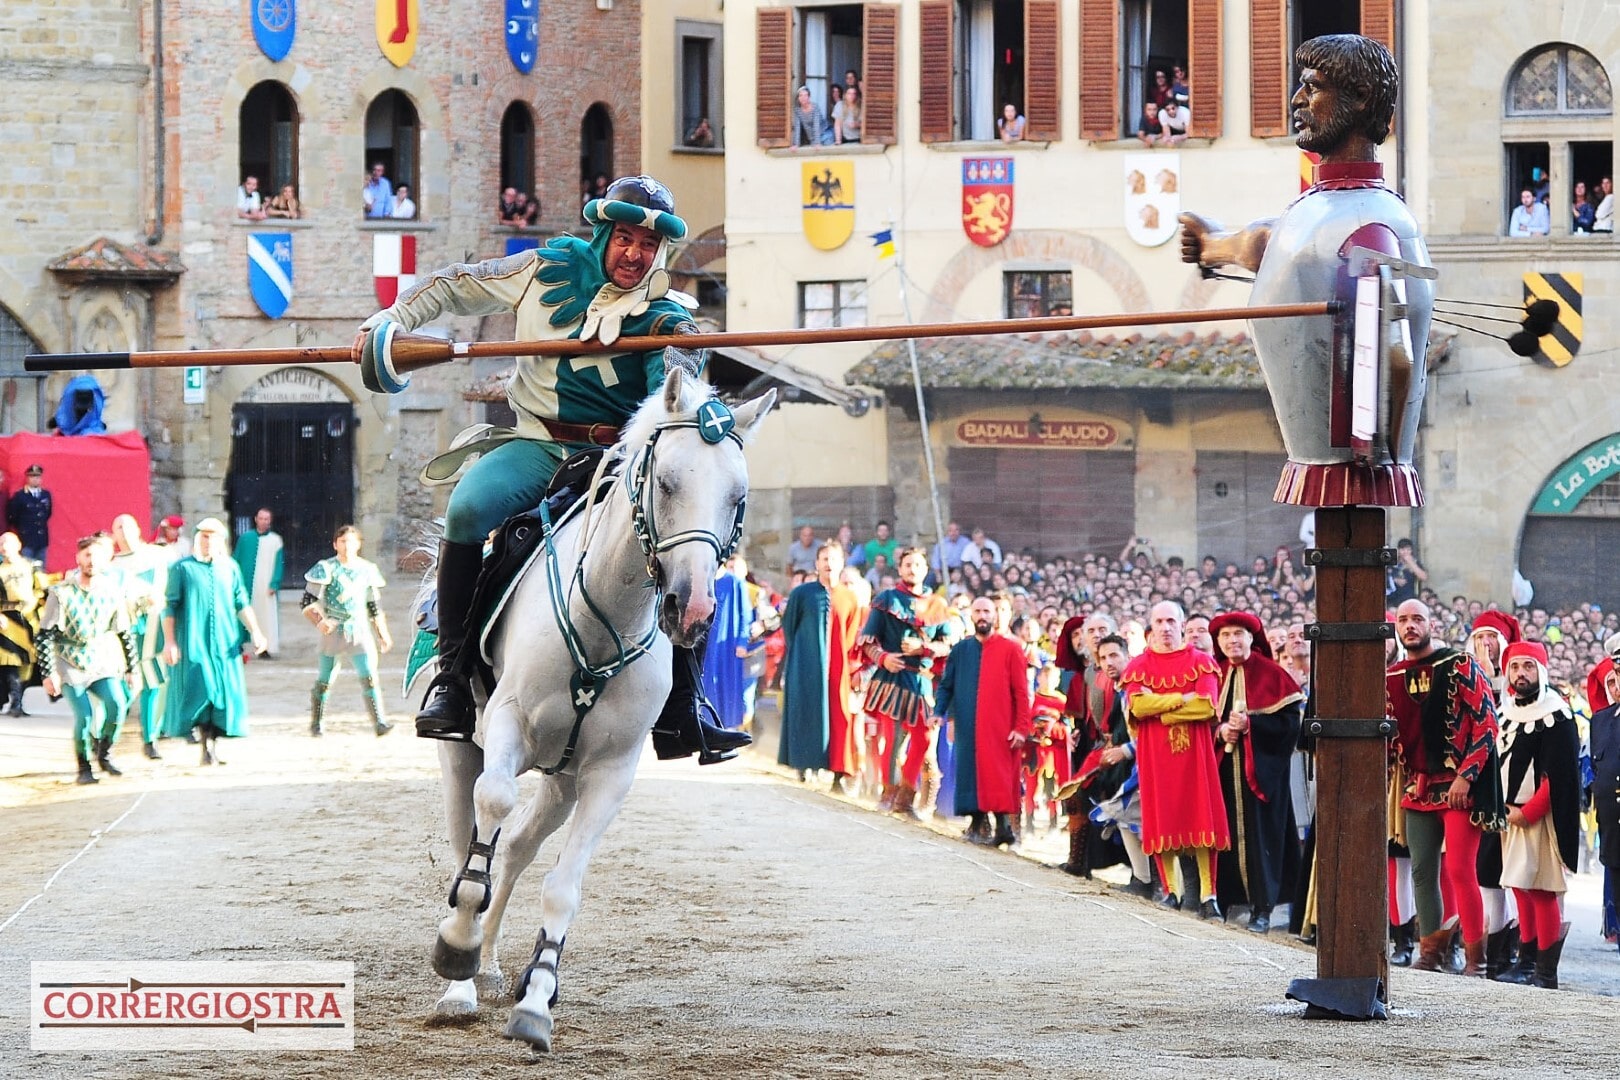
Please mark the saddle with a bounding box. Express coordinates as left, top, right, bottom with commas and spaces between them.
403, 448, 619, 696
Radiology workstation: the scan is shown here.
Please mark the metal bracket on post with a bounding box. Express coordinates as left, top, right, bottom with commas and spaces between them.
1307, 717, 1394, 739
1304, 547, 1396, 568
1306, 622, 1395, 642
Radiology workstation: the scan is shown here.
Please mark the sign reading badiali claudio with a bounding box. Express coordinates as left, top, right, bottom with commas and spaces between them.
961, 157, 1013, 247
955, 416, 1120, 450
801, 161, 854, 250
377, 0, 419, 67
1123, 153, 1179, 247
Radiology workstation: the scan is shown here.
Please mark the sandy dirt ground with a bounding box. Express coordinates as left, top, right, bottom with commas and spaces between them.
2, 587, 1618, 1079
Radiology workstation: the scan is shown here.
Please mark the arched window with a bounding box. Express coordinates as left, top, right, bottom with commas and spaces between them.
240, 81, 299, 198
500, 102, 535, 199
0, 304, 47, 433
1502, 45, 1613, 237
1507, 44, 1612, 115
580, 103, 614, 200
363, 90, 420, 218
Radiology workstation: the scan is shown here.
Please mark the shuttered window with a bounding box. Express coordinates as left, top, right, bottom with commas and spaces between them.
1078, 0, 1119, 140
756, 8, 793, 148
1249, 0, 1289, 138
1257, 2, 1398, 141
1186, 0, 1221, 137
1360, 0, 1396, 53
918, 0, 955, 143
863, 4, 899, 144
1024, 1, 1061, 140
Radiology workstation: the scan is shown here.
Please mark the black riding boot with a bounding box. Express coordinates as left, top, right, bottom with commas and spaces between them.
415, 541, 485, 741
650, 646, 751, 765
75, 751, 98, 785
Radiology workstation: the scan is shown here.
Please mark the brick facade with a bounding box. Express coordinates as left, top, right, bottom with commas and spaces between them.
1, 1, 644, 563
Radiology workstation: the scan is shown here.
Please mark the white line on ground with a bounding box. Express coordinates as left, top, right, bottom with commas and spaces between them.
0, 791, 148, 937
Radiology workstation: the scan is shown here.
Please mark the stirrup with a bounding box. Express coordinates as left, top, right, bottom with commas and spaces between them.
416, 673, 476, 742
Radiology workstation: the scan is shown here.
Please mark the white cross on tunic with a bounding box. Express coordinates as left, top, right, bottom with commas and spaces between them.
567, 353, 620, 387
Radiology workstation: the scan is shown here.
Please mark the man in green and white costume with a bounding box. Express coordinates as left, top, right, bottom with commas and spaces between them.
355, 175, 749, 763
39, 535, 138, 785
112, 513, 170, 759
302, 524, 393, 737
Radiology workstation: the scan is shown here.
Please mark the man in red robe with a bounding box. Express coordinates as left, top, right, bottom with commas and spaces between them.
935, 594, 1032, 847
1121, 600, 1229, 919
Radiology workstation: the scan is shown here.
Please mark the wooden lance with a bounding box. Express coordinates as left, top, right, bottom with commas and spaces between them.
25, 302, 1339, 374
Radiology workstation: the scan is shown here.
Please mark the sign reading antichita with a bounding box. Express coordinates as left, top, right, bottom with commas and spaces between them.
956, 417, 1120, 450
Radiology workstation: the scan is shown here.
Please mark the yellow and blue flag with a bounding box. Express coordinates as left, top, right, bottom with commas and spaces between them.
870, 228, 895, 259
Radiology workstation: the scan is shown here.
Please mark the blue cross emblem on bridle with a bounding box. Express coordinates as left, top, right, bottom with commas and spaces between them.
695, 399, 735, 444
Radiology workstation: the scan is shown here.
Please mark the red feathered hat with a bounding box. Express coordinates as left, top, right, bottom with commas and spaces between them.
1209, 610, 1271, 659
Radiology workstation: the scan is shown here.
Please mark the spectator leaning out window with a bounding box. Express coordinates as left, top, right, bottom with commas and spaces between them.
263, 183, 301, 219
236, 176, 267, 221
362, 162, 394, 219
998, 103, 1026, 143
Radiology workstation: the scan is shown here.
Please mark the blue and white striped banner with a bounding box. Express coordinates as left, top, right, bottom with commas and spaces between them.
248, 233, 293, 319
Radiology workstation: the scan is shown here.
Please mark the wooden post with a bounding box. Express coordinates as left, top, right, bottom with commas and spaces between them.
1299, 506, 1391, 1018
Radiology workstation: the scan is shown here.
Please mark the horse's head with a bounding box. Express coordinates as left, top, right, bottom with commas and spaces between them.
622, 368, 775, 649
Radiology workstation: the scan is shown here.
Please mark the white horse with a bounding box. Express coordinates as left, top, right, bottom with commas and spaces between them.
426, 370, 774, 1050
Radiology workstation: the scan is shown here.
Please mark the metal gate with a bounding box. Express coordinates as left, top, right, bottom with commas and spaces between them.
227, 402, 356, 584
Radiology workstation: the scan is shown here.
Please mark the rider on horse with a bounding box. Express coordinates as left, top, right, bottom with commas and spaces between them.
354, 175, 749, 764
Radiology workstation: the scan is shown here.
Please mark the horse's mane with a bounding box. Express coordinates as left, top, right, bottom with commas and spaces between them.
618, 375, 713, 453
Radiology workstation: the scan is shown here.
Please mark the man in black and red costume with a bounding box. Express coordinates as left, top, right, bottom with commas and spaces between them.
1209, 611, 1304, 934
1492, 641, 1583, 989
1386, 599, 1505, 975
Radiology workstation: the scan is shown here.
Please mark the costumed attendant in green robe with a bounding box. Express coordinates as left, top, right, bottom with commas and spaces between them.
233, 507, 284, 658
0, 530, 43, 717
301, 525, 393, 737
778, 541, 863, 790
38, 535, 138, 784
112, 514, 170, 759
353, 174, 748, 766
161, 518, 267, 766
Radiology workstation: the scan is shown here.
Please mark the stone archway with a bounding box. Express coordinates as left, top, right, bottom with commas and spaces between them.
227, 367, 357, 582
922, 231, 1153, 321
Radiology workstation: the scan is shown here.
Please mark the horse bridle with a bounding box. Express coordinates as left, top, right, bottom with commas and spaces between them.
624, 418, 747, 587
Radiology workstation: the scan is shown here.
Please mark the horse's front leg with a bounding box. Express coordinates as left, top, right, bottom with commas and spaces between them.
432, 701, 530, 982
504, 742, 641, 1051
477, 771, 579, 1000
430, 740, 485, 1022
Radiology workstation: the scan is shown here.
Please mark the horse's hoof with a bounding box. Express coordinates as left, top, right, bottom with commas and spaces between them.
503, 1007, 553, 1052
426, 998, 479, 1026
474, 967, 507, 1000
431, 935, 482, 981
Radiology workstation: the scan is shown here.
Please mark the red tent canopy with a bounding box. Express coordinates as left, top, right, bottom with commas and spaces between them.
0, 430, 152, 574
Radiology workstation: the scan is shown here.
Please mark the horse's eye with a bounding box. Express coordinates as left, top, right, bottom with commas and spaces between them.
657, 476, 676, 496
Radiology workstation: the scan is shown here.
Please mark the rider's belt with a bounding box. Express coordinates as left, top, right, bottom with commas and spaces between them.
540, 419, 621, 446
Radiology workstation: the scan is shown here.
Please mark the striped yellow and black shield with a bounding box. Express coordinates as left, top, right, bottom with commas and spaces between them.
1522, 271, 1583, 368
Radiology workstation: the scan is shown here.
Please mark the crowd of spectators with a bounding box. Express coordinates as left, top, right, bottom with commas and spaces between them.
1135, 63, 1191, 146
767, 519, 1611, 702
1510, 170, 1614, 236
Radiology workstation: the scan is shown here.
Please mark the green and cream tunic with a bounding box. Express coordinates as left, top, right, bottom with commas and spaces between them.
303, 557, 387, 657
40, 574, 132, 688
113, 543, 169, 691
369, 238, 694, 439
